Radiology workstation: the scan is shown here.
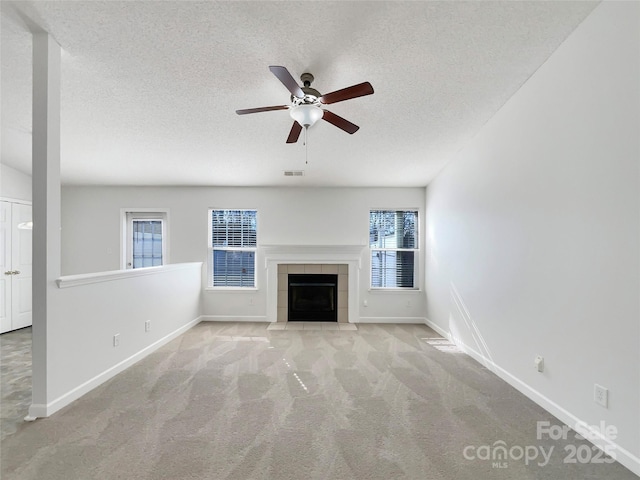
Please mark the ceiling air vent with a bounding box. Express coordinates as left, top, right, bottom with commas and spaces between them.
284, 170, 304, 177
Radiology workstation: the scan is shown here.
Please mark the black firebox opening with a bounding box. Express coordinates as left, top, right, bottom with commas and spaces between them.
288, 274, 338, 322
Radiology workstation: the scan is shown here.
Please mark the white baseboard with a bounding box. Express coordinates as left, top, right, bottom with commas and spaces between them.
424, 317, 452, 339
200, 315, 269, 322
424, 319, 640, 477
27, 316, 202, 420
358, 316, 427, 324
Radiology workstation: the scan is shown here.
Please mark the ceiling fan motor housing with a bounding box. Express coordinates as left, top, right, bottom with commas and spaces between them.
291, 73, 321, 104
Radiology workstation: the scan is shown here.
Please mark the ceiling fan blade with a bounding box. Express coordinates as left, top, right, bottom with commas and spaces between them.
236, 105, 288, 115
269, 66, 305, 99
322, 110, 360, 134
286, 121, 303, 143
319, 82, 374, 105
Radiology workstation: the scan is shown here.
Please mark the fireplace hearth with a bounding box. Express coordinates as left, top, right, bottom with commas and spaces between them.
288, 274, 338, 322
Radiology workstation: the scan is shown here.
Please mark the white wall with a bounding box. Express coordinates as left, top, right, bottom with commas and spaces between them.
62, 186, 426, 321
0, 163, 32, 201
31, 263, 202, 417
425, 1, 639, 474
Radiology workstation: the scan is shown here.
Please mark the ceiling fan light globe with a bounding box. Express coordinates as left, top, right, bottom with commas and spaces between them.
290, 104, 323, 128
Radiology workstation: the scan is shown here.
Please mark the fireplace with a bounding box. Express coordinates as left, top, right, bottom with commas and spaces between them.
288, 274, 338, 322
264, 245, 364, 324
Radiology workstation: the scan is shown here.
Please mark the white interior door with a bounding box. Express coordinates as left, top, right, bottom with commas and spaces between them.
0, 201, 32, 333
0, 202, 12, 333
11, 203, 32, 330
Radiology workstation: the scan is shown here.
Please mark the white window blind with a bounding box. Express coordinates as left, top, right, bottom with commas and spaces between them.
209, 210, 257, 287
369, 210, 418, 288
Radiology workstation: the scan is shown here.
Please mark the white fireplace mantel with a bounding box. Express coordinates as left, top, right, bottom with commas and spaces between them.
262, 244, 365, 266
263, 244, 366, 323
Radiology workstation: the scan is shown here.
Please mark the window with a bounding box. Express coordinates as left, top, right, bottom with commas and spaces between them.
209, 209, 257, 287
369, 210, 418, 288
123, 211, 168, 269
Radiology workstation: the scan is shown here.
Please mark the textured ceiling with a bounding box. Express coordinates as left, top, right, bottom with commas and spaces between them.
1, 1, 598, 187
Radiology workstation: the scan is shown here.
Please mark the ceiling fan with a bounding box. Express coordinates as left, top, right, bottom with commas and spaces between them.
236, 66, 374, 143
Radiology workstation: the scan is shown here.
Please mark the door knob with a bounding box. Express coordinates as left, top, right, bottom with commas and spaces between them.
4, 271, 11, 275
12, 271, 20, 275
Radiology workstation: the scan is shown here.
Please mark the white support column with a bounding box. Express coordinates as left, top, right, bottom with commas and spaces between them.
29, 33, 61, 420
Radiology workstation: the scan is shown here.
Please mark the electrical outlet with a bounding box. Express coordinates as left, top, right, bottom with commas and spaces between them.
145, 320, 151, 332
534, 355, 544, 373
594, 384, 608, 408
113, 334, 120, 347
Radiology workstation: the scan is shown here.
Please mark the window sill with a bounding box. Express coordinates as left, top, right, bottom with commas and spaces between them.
368, 288, 422, 294
204, 287, 259, 293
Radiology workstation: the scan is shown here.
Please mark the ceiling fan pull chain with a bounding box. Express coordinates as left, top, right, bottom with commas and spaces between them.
305, 127, 309, 164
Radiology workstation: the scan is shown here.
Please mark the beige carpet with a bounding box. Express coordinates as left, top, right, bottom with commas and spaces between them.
1, 322, 636, 479
0, 327, 32, 441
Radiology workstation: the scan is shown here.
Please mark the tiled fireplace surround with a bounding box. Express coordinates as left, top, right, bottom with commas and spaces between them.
277, 264, 349, 322
264, 245, 363, 324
